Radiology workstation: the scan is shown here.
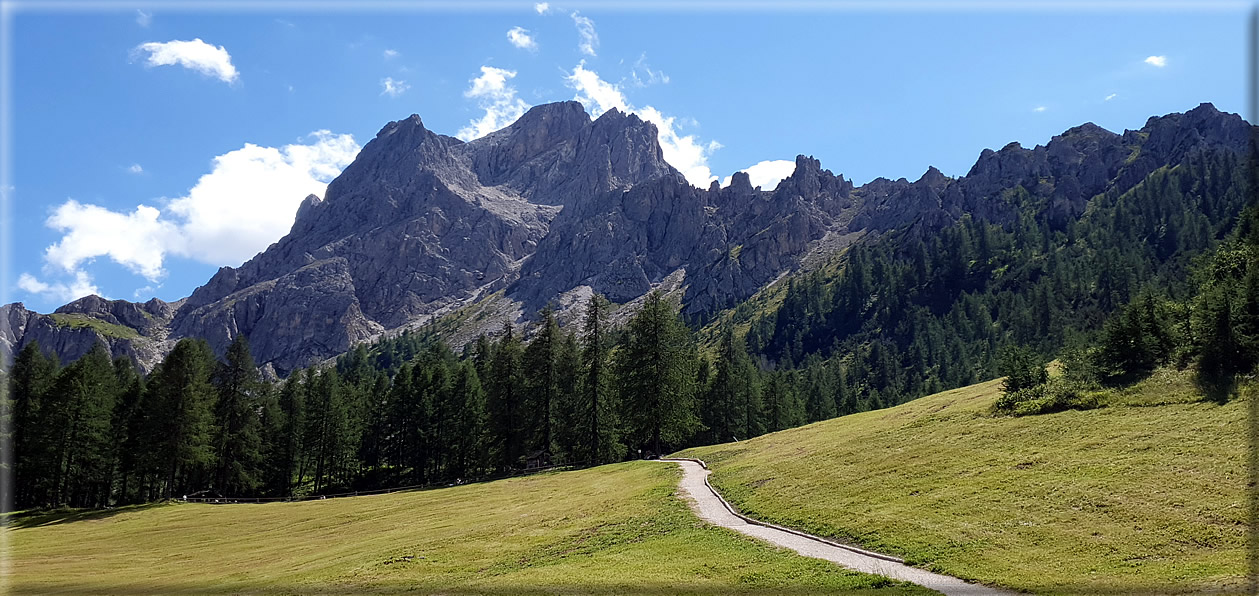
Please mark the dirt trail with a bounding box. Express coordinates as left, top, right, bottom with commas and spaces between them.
658, 458, 1015, 596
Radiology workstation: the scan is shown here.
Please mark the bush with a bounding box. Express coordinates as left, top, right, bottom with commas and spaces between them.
998, 345, 1048, 394
994, 377, 1105, 416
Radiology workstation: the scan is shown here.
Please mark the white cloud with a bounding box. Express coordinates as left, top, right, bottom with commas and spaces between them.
135, 10, 152, 27
383, 49, 399, 59
535, 2, 550, 14
133, 38, 239, 84
566, 62, 720, 187
163, 131, 360, 265
457, 66, 530, 141
571, 12, 598, 57
381, 77, 410, 97
507, 27, 538, 51
1104, 93, 1117, 101
23, 131, 360, 302
1033, 106, 1047, 112
566, 62, 626, 112
44, 201, 175, 281
721, 160, 796, 191
630, 53, 669, 87
18, 271, 102, 304
128, 163, 144, 174
1145, 55, 1167, 68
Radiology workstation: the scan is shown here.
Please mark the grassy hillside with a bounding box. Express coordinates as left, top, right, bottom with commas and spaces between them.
677, 369, 1252, 595
8, 462, 933, 595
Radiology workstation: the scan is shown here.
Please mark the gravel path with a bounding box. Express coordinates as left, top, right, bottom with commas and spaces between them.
658, 458, 1015, 596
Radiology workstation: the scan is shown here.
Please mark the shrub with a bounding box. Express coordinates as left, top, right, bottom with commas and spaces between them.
995, 378, 1105, 416
998, 345, 1048, 394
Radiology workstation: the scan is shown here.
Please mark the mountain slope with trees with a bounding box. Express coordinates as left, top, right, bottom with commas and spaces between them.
4, 103, 1249, 378
6, 103, 1255, 512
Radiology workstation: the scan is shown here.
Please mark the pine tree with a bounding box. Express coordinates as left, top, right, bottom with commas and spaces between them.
579, 293, 619, 464
763, 370, 804, 432
10, 341, 59, 508
147, 338, 218, 498
801, 353, 836, 422
487, 322, 525, 471
552, 330, 582, 462
450, 360, 489, 479
110, 357, 144, 505
1237, 262, 1259, 369
212, 335, 264, 495
998, 344, 1048, 395
44, 344, 119, 507
523, 307, 560, 458
1196, 284, 1242, 383
268, 375, 304, 497
616, 292, 697, 457
303, 368, 349, 492
471, 334, 494, 381
706, 328, 763, 442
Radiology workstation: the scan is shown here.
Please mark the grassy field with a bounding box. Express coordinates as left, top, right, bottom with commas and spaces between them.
7, 462, 935, 595
677, 369, 1253, 595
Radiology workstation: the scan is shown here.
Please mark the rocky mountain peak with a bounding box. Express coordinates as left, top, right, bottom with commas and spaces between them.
1140, 101, 1250, 157
916, 165, 948, 189
376, 113, 427, 139
55, 294, 171, 322
7, 102, 1251, 378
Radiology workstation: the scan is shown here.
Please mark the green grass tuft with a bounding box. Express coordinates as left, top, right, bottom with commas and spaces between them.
48, 313, 140, 339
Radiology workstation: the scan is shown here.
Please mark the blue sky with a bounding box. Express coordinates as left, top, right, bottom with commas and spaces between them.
4, 2, 1250, 312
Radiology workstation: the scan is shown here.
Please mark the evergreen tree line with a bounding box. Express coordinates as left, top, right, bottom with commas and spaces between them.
8, 148, 1253, 510
738, 148, 1252, 414
995, 204, 1259, 414
11, 292, 721, 508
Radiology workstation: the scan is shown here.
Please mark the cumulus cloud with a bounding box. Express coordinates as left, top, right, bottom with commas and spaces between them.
128, 163, 144, 174
571, 12, 598, 56
1144, 55, 1167, 68
535, 2, 550, 14
507, 27, 538, 51
457, 66, 530, 141
566, 62, 720, 187
383, 48, 399, 59
381, 77, 410, 97
721, 160, 796, 191
135, 10, 152, 27
44, 201, 175, 281
133, 38, 239, 83
22, 131, 360, 303
1105, 93, 1117, 101
18, 271, 102, 304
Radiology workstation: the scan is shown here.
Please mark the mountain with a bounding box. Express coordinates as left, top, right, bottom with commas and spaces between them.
2, 102, 1252, 376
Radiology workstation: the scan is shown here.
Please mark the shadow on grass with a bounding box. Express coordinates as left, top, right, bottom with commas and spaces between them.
4, 501, 176, 529
1195, 371, 1242, 405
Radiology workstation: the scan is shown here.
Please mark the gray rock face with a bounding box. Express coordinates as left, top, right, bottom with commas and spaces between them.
7, 102, 1253, 375
167, 102, 675, 375
511, 153, 861, 317
1, 298, 174, 371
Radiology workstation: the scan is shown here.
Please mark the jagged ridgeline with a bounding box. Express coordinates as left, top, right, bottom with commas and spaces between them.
7, 101, 1257, 508
3, 102, 1250, 379
738, 132, 1254, 409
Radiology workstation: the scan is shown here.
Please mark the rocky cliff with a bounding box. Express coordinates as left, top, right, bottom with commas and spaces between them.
4, 102, 1251, 376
